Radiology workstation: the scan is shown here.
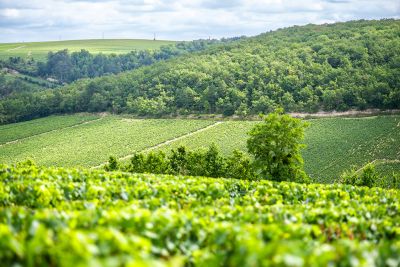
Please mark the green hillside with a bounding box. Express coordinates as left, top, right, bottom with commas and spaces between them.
0, 114, 398, 182
0, 39, 175, 61
0, 163, 398, 266
1, 19, 399, 124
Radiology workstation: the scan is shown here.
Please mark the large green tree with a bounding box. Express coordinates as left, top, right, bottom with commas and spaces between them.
247, 109, 309, 183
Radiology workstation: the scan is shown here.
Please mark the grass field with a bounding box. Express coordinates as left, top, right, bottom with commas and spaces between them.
0, 39, 176, 61
0, 115, 398, 182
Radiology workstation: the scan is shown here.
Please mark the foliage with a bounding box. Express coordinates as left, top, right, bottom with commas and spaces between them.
118, 145, 256, 180
0, 162, 399, 266
104, 156, 118, 171
0, 20, 399, 123
339, 163, 400, 189
339, 163, 377, 187
1, 38, 242, 85
247, 109, 309, 183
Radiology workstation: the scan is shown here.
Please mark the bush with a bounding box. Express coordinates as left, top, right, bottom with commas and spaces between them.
104, 156, 118, 171
339, 163, 399, 189
107, 145, 256, 180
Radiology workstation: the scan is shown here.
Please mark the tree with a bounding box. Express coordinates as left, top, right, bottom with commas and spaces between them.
246, 108, 309, 183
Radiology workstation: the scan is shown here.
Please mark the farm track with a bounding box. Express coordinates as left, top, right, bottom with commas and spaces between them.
0, 117, 103, 147
93, 121, 223, 169
354, 159, 400, 174
289, 110, 400, 119
6, 45, 26, 51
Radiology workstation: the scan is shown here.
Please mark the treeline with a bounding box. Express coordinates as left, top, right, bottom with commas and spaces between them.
106, 145, 256, 180
106, 146, 399, 189
1, 20, 399, 123
2, 37, 244, 84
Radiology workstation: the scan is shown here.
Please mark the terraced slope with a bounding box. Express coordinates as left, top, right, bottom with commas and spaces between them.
0, 163, 398, 266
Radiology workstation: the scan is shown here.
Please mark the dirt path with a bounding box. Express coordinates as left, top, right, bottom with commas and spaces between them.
354, 159, 400, 174
6, 45, 26, 51
0, 117, 103, 147
289, 109, 400, 118
93, 121, 223, 169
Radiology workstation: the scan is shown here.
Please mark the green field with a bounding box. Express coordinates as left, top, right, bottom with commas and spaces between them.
0, 115, 399, 182
0, 39, 176, 61
156, 116, 400, 182
0, 116, 212, 167
374, 160, 400, 176
0, 163, 398, 266
0, 114, 100, 144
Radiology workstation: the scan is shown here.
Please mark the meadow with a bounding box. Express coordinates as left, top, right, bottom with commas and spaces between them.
0, 114, 398, 182
0, 163, 398, 266
0, 39, 175, 61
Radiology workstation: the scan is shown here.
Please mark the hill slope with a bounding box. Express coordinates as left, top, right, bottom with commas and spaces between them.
0, 114, 398, 182
1, 19, 399, 123
0, 39, 175, 61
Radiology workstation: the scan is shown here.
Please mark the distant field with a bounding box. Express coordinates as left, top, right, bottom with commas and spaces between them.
0, 39, 176, 61
0, 115, 398, 182
0, 116, 212, 167
0, 114, 100, 144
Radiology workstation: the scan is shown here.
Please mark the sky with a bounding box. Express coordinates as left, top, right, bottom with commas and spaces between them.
0, 0, 399, 43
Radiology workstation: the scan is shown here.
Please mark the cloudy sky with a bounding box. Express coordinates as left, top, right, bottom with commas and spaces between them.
0, 0, 399, 43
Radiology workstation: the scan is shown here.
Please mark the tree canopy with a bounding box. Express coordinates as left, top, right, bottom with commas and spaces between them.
247, 109, 309, 182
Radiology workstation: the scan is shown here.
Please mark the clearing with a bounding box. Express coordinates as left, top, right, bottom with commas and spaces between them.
0, 39, 176, 61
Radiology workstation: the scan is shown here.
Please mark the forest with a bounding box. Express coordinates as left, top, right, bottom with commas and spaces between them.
0, 19, 399, 123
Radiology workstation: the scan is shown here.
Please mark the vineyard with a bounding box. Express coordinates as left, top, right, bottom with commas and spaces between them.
0, 117, 212, 167
0, 114, 100, 144
0, 162, 399, 266
0, 115, 399, 182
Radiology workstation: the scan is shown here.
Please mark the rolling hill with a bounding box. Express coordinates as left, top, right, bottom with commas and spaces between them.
0, 19, 399, 124
0, 39, 176, 61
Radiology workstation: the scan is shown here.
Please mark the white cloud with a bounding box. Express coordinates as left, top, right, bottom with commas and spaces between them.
0, 0, 398, 42
1, 8, 20, 18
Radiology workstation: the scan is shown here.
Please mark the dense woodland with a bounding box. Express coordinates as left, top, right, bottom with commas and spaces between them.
0, 19, 399, 123
1, 38, 242, 84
